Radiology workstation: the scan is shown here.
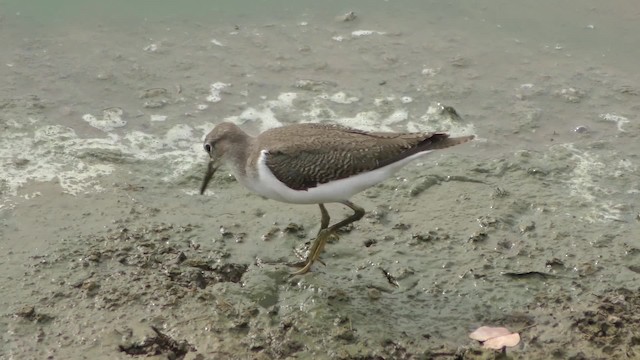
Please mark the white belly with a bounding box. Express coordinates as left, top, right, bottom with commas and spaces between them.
240, 150, 434, 204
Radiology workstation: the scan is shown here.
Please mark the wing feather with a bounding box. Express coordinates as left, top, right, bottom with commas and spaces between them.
259, 123, 469, 191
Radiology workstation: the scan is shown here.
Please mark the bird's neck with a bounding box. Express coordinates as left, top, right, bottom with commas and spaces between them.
225, 134, 255, 178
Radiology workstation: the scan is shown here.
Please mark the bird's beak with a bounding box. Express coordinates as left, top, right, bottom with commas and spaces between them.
200, 158, 220, 195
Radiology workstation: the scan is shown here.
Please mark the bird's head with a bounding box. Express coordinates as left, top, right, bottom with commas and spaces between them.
200, 122, 248, 194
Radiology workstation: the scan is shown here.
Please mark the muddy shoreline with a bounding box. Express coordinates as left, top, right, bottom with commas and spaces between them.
2, 1, 640, 358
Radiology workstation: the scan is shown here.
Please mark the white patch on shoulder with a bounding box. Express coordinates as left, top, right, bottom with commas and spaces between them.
245, 150, 434, 204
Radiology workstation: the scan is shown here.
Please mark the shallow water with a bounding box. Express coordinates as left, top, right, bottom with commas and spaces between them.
1, 1, 639, 358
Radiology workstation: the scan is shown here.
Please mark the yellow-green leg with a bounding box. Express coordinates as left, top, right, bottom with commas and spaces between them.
291, 201, 365, 275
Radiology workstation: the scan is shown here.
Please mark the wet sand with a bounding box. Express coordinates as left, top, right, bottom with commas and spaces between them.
1, 1, 639, 359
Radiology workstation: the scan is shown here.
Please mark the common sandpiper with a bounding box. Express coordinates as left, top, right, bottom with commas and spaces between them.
200, 122, 474, 275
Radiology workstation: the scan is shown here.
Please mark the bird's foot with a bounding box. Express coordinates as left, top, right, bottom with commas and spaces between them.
289, 229, 332, 275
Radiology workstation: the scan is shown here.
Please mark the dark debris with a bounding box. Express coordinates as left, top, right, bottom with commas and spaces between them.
119, 326, 195, 359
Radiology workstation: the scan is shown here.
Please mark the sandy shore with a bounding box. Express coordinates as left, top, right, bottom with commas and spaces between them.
1, 1, 639, 359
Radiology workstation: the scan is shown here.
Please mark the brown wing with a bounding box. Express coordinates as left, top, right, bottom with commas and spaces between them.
260, 123, 473, 191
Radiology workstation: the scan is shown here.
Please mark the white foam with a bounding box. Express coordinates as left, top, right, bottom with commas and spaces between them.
223, 92, 300, 131
206, 82, 230, 103
421, 68, 439, 76
556, 143, 635, 222
562, 144, 605, 203
6, 118, 35, 128
413, 103, 477, 136
339, 111, 382, 131
150, 115, 167, 122
0, 115, 222, 211
143, 43, 158, 52
195, 122, 218, 139
82, 108, 127, 132
123, 131, 165, 154
382, 109, 409, 126
225, 107, 283, 132
329, 92, 359, 104
301, 98, 337, 120
351, 30, 386, 37
275, 92, 297, 107
1, 124, 116, 209
599, 113, 629, 132
163, 125, 195, 151
614, 159, 635, 177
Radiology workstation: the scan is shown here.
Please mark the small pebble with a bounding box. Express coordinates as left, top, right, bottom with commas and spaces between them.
367, 287, 381, 300
574, 125, 589, 134
81, 280, 99, 291
336, 11, 357, 22
16, 305, 36, 318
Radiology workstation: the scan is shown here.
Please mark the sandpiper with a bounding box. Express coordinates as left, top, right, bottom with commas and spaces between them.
200, 122, 474, 275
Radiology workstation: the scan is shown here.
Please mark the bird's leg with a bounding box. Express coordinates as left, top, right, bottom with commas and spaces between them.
318, 203, 330, 233
307, 203, 330, 266
291, 201, 365, 275
327, 201, 365, 234
289, 204, 330, 268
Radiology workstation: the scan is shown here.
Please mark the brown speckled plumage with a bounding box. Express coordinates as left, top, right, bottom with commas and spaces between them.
255, 123, 473, 190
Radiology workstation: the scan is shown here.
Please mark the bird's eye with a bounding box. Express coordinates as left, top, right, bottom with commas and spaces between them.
204, 142, 214, 153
